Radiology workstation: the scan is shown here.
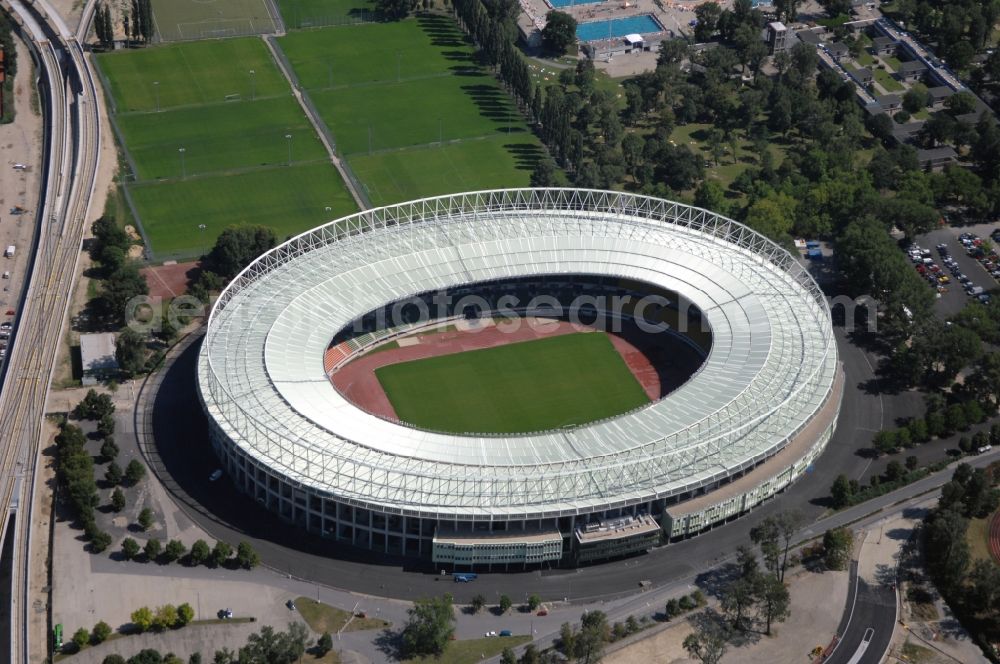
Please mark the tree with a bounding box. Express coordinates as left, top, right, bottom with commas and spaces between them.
823, 528, 853, 571
164, 539, 186, 563
153, 604, 178, 631
530, 158, 559, 187
104, 654, 127, 664
101, 438, 119, 462
116, 328, 148, 377
189, 539, 210, 566
945, 91, 977, 116
132, 606, 154, 632
903, 84, 930, 114
756, 575, 790, 635
122, 537, 140, 560
106, 461, 123, 487
211, 540, 233, 567
111, 487, 126, 512
683, 620, 730, 664
744, 192, 797, 241
99, 263, 149, 326
138, 507, 154, 531
830, 473, 853, 508
72, 626, 90, 649
470, 594, 486, 613
498, 594, 512, 614
374, 0, 415, 20
91, 530, 112, 553
501, 648, 518, 664
694, 1, 722, 42
125, 459, 146, 485
905, 455, 919, 471
542, 11, 577, 56
885, 460, 905, 482
527, 593, 542, 611
206, 225, 278, 282
240, 623, 308, 664
189, 655, 202, 664
92, 620, 112, 644
144, 538, 162, 561
177, 603, 195, 626
400, 595, 455, 658
750, 516, 782, 578
576, 610, 609, 663
316, 632, 333, 656
74, 390, 115, 420
236, 541, 259, 569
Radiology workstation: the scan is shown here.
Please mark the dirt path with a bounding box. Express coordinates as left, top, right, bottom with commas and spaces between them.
329, 319, 662, 422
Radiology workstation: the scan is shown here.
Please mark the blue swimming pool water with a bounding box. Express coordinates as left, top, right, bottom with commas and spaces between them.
576, 14, 664, 41
547, 0, 601, 7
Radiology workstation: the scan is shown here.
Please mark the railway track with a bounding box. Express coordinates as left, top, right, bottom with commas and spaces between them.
0, 0, 102, 660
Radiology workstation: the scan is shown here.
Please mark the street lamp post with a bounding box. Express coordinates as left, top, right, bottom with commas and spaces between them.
153, 81, 160, 112
178, 147, 186, 179
250, 69, 256, 101
285, 134, 293, 166
198, 223, 206, 252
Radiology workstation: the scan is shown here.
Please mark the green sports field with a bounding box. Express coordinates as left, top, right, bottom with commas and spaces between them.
277, 0, 375, 28
97, 38, 287, 113
375, 333, 650, 434
151, 0, 278, 42
96, 38, 357, 259
116, 97, 326, 179
350, 134, 542, 206
128, 162, 357, 258
277, 15, 545, 203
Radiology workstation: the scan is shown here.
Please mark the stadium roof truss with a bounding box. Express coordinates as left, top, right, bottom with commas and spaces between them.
198, 189, 839, 521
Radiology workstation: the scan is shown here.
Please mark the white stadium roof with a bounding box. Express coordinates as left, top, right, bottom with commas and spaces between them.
198, 189, 838, 520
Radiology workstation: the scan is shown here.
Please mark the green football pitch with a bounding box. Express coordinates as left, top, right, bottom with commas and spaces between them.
116, 96, 327, 180
375, 333, 650, 434
151, 0, 278, 42
97, 38, 356, 259
127, 162, 357, 259
277, 16, 545, 203
97, 38, 286, 113
349, 134, 541, 206
277, 0, 374, 28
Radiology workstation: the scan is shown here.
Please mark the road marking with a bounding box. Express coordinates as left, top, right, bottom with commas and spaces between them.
845, 628, 875, 664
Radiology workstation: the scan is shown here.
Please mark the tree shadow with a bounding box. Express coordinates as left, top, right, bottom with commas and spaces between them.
373, 628, 402, 660
693, 564, 741, 601
504, 143, 544, 171
461, 84, 517, 121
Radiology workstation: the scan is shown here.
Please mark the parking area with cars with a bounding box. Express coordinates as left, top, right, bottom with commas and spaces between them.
911, 225, 1000, 318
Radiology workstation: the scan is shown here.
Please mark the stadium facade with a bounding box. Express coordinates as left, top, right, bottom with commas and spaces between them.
197, 189, 843, 569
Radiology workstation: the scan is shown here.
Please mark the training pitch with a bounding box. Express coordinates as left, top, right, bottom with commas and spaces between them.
277, 16, 543, 203
277, 0, 375, 28
375, 332, 650, 434
96, 38, 356, 259
151, 0, 278, 42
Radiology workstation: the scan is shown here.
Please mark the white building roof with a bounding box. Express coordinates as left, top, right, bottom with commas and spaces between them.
198, 189, 838, 520
80, 332, 117, 374
624, 34, 644, 44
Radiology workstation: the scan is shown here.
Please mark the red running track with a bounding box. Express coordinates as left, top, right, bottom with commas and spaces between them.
328, 319, 663, 422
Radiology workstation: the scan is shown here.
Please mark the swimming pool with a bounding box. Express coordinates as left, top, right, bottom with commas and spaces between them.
547, 0, 601, 8
576, 14, 664, 42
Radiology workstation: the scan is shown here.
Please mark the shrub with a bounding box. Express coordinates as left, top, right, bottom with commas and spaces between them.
105, 462, 123, 487
236, 541, 259, 569
163, 539, 186, 563
90, 530, 112, 553
122, 537, 140, 560
100, 438, 119, 461
678, 595, 696, 611
125, 459, 146, 485
138, 508, 154, 531
72, 626, 89, 649
177, 603, 195, 627
111, 487, 126, 512
144, 538, 162, 561
189, 539, 210, 566
91, 620, 112, 644
317, 632, 333, 655
131, 606, 153, 632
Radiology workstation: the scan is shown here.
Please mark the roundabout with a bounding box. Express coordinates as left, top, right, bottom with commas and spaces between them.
196, 188, 842, 569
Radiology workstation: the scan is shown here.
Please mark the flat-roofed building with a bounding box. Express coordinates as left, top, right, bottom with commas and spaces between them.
433, 528, 563, 568
897, 60, 927, 82
575, 514, 662, 563
80, 332, 118, 385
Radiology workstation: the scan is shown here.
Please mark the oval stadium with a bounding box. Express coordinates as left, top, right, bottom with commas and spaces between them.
196, 189, 843, 570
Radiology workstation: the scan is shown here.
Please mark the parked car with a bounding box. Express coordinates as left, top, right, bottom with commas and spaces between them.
217, 609, 233, 619
209, 469, 223, 482
500, 630, 512, 637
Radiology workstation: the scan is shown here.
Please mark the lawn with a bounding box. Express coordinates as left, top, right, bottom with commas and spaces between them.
116, 96, 327, 179
278, 18, 475, 89
96, 38, 288, 113
967, 514, 995, 564
375, 332, 650, 433
873, 67, 904, 92
277, 0, 374, 28
150, 0, 278, 42
315, 74, 521, 154
349, 134, 542, 206
293, 597, 391, 633
402, 636, 531, 664
128, 162, 357, 259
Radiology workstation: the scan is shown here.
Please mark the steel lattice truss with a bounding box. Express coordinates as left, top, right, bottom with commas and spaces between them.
197, 189, 838, 520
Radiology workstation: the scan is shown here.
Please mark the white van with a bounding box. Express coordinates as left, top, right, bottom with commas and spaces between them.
4, 246, 14, 258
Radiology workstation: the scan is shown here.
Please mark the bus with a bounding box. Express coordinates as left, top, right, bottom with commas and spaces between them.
53, 623, 63, 650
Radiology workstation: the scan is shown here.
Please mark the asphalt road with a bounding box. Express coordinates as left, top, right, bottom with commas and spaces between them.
132, 312, 908, 603
825, 566, 897, 664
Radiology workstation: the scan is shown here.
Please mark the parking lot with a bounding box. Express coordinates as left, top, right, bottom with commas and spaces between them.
911, 224, 1000, 318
